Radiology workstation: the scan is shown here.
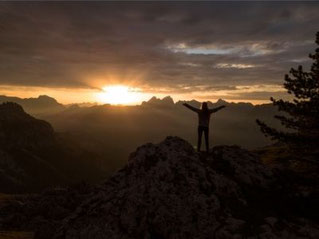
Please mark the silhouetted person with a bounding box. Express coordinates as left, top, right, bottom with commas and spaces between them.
183, 102, 226, 152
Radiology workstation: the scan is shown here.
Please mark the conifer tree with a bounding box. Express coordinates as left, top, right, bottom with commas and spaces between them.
257, 32, 319, 156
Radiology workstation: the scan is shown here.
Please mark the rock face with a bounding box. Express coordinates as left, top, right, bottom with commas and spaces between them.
211, 145, 274, 188
51, 137, 318, 239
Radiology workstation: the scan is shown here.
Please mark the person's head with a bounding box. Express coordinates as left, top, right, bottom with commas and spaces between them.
201, 102, 208, 111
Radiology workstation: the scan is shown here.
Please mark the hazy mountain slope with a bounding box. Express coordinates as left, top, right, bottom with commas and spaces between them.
0, 102, 64, 192
0, 102, 104, 193
41, 97, 280, 172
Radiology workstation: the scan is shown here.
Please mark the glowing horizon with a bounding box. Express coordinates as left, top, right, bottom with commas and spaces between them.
0, 84, 275, 106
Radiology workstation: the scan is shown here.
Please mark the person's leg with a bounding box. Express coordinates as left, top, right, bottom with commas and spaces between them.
197, 126, 203, 152
204, 127, 209, 152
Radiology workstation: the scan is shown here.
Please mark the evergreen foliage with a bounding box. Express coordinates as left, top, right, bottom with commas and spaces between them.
257, 32, 319, 155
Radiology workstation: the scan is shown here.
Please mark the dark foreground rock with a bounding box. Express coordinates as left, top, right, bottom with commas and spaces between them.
1, 137, 318, 238
0, 183, 94, 237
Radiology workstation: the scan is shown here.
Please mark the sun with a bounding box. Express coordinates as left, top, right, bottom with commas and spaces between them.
96, 85, 142, 105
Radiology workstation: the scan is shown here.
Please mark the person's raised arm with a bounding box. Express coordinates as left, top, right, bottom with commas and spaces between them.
209, 105, 226, 113
183, 103, 200, 113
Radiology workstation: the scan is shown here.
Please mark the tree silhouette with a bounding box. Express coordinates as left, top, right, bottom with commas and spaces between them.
257, 32, 319, 158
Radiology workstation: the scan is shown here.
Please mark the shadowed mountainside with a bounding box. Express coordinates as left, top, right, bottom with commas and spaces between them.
0, 102, 104, 193
0, 137, 318, 238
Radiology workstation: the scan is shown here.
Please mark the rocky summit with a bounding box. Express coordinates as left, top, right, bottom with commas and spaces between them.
45, 137, 318, 239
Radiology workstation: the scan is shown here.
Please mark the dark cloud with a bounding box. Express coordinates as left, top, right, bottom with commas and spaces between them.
0, 2, 318, 100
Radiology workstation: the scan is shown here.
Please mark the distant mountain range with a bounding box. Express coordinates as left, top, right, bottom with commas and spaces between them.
142, 95, 260, 109
38, 96, 280, 172
0, 95, 282, 179
0, 94, 270, 115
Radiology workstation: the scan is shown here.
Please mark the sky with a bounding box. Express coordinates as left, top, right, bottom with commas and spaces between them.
0, 1, 318, 105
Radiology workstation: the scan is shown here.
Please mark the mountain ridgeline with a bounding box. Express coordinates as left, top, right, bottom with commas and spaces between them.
49, 96, 280, 152
0, 95, 65, 115
0, 95, 281, 175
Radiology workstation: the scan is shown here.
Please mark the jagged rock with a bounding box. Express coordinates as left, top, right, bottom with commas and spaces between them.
54, 137, 245, 239
141, 96, 175, 108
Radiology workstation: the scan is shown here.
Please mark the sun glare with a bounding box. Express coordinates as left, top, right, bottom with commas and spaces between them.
96, 85, 142, 105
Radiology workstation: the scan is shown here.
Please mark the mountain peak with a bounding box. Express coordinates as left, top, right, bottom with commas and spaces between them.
0, 102, 55, 150
162, 95, 174, 104
38, 95, 58, 102
0, 95, 64, 114
0, 102, 25, 114
142, 96, 175, 107
148, 96, 159, 102
216, 98, 228, 104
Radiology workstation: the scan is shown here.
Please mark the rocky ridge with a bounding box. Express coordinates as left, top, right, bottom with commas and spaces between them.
1, 136, 318, 238
49, 137, 318, 239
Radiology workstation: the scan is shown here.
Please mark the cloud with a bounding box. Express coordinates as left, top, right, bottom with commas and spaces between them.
214, 63, 257, 69
0, 1, 318, 102
167, 43, 233, 55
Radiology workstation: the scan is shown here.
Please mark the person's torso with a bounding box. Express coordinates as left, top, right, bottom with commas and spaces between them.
198, 110, 210, 127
